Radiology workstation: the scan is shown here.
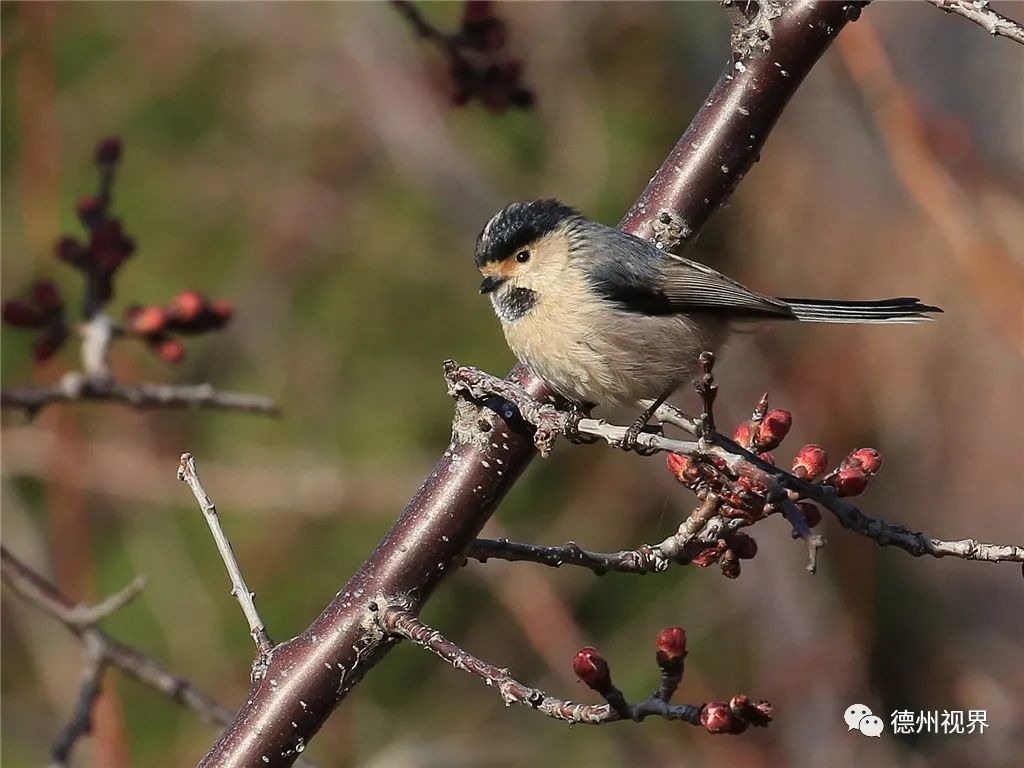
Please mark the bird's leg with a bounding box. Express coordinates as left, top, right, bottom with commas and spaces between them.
620, 392, 671, 452
564, 402, 600, 444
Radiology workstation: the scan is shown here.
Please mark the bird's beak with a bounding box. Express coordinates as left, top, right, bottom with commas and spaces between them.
479, 275, 505, 294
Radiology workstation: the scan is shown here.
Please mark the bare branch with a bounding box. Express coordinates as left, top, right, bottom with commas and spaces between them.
377, 606, 708, 725
62, 576, 146, 628
177, 453, 274, 656
448, 363, 1024, 568
1, 546, 233, 728
49, 635, 107, 768
924, 0, 1024, 45
468, 495, 742, 575
2, 373, 279, 418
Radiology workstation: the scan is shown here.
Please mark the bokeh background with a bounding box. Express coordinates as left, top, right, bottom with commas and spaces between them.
2, 2, 1022, 767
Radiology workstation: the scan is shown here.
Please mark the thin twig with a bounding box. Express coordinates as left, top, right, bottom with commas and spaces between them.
469, 496, 741, 575
924, 0, 1024, 45
2, 548, 322, 767
447, 363, 1024, 567
2, 373, 279, 418
177, 453, 274, 656
49, 635, 107, 768
694, 351, 718, 442
1, 547, 232, 727
377, 606, 705, 725
61, 575, 146, 627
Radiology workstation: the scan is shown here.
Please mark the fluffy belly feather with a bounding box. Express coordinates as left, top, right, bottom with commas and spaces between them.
500, 297, 726, 407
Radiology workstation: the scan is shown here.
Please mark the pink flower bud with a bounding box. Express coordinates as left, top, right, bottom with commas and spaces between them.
733, 421, 754, 448
832, 466, 868, 497
157, 338, 186, 364
655, 627, 687, 667
2, 300, 45, 328
701, 701, 746, 734
133, 306, 167, 335
95, 137, 123, 165
572, 647, 610, 691
792, 444, 828, 480
756, 409, 791, 450
848, 447, 883, 475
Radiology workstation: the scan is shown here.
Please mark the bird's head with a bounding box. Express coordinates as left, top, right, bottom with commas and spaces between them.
475, 200, 581, 304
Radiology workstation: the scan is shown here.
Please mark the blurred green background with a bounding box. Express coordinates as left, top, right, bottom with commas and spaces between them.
2, 2, 1022, 767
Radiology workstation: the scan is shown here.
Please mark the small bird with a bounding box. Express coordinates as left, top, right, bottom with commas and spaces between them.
475, 199, 940, 437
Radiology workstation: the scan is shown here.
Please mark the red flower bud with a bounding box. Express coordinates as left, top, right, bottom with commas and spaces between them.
692, 543, 725, 567
792, 444, 828, 480
3, 300, 45, 328
132, 306, 167, 335
701, 702, 746, 734
733, 421, 754, 448
796, 501, 821, 528
720, 550, 741, 579
832, 465, 868, 497
76, 196, 103, 228
157, 338, 186, 364
95, 136, 122, 165
462, 0, 494, 24
31, 281, 63, 311
655, 627, 687, 666
666, 453, 699, 485
55, 236, 88, 266
33, 327, 68, 361
89, 219, 135, 271
727, 532, 758, 559
848, 447, 883, 475
756, 409, 791, 450
572, 647, 610, 691
210, 299, 234, 323
171, 290, 206, 323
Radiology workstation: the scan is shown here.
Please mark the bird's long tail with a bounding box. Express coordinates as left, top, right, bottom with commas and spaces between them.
780, 297, 942, 324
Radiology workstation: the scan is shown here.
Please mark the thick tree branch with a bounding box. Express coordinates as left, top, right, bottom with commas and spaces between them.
2, 373, 279, 418
198, 3, 874, 764
924, 0, 1024, 45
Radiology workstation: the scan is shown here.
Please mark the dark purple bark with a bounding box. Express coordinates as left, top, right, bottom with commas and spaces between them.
199, 2, 865, 764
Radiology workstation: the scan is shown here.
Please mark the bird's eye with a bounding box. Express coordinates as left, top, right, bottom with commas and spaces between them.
515, 250, 531, 264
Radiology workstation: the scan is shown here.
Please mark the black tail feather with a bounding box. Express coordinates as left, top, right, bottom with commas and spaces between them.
780, 297, 942, 324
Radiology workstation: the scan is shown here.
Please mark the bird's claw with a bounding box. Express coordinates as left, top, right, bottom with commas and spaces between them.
564, 407, 599, 444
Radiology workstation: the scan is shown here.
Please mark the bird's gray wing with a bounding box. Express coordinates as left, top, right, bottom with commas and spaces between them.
585, 226, 791, 317
655, 254, 793, 317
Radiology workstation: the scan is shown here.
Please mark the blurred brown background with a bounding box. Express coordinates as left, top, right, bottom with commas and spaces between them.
2, 2, 1022, 767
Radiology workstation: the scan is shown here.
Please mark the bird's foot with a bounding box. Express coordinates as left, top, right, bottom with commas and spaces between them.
564, 406, 600, 445
619, 415, 662, 456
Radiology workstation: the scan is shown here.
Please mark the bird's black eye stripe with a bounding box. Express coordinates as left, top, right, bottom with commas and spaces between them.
515, 250, 531, 263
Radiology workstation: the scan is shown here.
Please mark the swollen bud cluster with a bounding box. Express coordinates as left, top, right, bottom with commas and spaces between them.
55, 137, 135, 306
665, 393, 888, 576
1, 281, 68, 361
2, 138, 241, 371
124, 291, 234, 364
441, 1, 534, 112
700, 695, 774, 735
572, 627, 772, 735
